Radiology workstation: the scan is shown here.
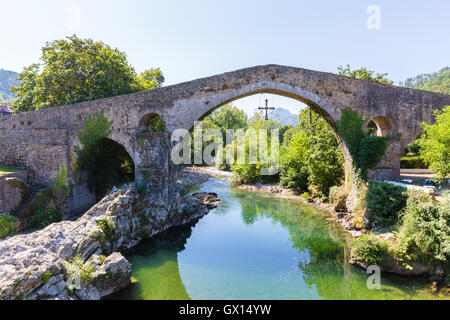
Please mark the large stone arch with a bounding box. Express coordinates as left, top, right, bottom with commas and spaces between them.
168, 82, 355, 201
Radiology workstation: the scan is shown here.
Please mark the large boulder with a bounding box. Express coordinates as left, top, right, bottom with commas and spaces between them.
0, 184, 220, 300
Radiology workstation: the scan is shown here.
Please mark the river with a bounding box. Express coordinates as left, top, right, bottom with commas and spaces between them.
110, 178, 448, 300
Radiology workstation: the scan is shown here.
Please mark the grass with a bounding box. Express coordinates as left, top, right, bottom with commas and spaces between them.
0, 165, 22, 175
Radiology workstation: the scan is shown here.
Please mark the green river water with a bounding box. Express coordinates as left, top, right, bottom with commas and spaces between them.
111, 178, 448, 300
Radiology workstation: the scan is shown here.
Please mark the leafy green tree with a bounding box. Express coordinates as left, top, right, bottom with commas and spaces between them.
280, 108, 344, 194
418, 106, 450, 180
338, 65, 393, 85
138, 68, 165, 90
11, 35, 163, 113
204, 104, 248, 140
231, 113, 281, 184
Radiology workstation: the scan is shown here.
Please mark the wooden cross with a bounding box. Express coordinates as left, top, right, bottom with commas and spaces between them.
258, 99, 276, 120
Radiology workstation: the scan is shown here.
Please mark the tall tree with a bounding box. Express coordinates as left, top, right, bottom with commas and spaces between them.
11, 35, 164, 113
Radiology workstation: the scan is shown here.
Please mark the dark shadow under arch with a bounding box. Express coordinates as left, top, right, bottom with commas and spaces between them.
79, 137, 135, 200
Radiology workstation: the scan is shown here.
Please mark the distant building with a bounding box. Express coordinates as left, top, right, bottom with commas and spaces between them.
0, 103, 13, 117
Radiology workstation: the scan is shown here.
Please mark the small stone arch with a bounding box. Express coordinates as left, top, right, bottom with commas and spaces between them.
138, 113, 166, 133
368, 116, 393, 137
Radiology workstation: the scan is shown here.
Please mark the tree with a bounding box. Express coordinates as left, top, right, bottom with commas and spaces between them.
338, 65, 393, 85
230, 114, 281, 184
280, 108, 344, 195
204, 104, 248, 140
138, 68, 165, 90
418, 106, 450, 180
11, 35, 163, 113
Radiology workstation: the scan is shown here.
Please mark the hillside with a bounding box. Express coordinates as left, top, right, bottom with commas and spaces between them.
0, 69, 19, 102
401, 67, 450, 95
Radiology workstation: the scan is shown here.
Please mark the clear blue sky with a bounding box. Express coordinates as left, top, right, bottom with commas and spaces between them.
1, 0, 449, 115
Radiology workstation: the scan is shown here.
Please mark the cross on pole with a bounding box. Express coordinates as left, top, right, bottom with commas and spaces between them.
258, 99, 276, 120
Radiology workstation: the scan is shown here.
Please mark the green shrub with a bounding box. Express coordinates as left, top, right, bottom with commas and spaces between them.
395, 202, 449, 266
329, 186, 340, 204
353, 234, 388, 265
52, 164, 71, 200
65, 254, 95, 287
366, 182, 408, 225
400, 156, 427, 169
0, 215, 18, 239
23, 190, 62, 229
96, 218, 116, 242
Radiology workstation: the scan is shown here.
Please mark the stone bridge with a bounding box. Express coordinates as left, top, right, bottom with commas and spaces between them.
1, 65, 449, 213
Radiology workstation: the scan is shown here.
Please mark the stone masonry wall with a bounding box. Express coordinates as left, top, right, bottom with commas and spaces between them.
0, 171, 32, 215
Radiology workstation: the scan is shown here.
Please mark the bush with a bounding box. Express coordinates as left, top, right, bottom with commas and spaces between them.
329, 186, 340, 204
366, 182, 408, 225
395, 202, 450, 266
22, 190, 62, 229
65, 254, 95, 287
0, 215, 18, 239
400, 156, 427, 169
353, 234, 388, 265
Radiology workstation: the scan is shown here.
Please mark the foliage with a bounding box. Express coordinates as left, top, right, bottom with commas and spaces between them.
11, 35, 164, 113
23, 189, 62, 229
137, 68, 165, 91
401, 67, 450, 95
329, 186, 340, 204
279, 108, 344, 194
52, 164, 71, 201
336, 108, 388, 177
76, 109, 113, 147
365, 182, 407, 226
148, 115, 165, 133
42, 272, 53, 285
400, 156, 427, 169
97, 218, 116, 242
204, 104, 248, 139
338, 65, 393, 85
352, 234, 388, 265
395, 201, 450, 266
418, 106, 450, 180
230, 113, 280, 185
65, 254, 95, 286
0, 215, 18, 239
406, 142, 421, 155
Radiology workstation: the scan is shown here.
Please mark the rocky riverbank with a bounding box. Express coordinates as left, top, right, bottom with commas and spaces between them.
0, 184, 220, 300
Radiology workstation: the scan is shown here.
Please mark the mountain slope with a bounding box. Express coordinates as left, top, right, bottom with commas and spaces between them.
0, 69, 19, 102
270, 108, 299, 126
402, 67, 450, 95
